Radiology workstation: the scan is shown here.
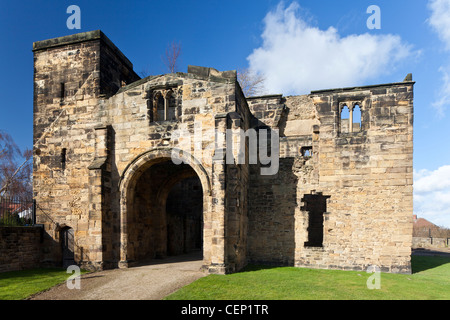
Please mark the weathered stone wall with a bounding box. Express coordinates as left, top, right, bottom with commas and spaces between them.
247, 159, 298, 265
247, 94, 317, 266
412, 237, 449, 249
246, 82, 414, 274
0, 227, 42, 273
304, 83, 414, 273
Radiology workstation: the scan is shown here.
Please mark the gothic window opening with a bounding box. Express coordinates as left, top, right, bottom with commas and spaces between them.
166, 90, 176, 121
150, 89, 177, 122
352, 104, 362, 132
340, 102, 363, 134
156, 92, 165, 121
340, 104, 350, 133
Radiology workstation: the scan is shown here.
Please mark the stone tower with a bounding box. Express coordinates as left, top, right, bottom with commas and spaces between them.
33, 31, 140, 268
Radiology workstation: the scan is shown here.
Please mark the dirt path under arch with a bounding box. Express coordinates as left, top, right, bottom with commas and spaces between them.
29, 251, 207, 300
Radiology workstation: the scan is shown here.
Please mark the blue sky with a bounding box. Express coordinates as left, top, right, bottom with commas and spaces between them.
0, 0, 449, 227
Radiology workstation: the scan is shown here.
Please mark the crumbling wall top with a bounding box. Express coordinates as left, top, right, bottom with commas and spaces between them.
32, 30, 134, 70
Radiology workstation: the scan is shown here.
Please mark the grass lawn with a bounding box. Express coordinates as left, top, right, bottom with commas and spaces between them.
0, 268, 87, 300
165, 255, 450, 300
0, 255, 448, 300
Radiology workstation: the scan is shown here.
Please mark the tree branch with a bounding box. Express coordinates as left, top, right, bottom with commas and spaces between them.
0, 155, 32, 197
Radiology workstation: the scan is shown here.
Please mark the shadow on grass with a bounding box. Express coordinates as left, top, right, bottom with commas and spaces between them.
411, 254, 450, 273
238, 264, 288, 273
238, 254, 450, 276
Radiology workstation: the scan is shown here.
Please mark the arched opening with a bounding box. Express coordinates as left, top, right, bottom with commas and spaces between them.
165, 89, 177, 121
352, 104, 362, 132
156, 93, 165, 121
121, 156, 206, 265
340, 104, 350, 133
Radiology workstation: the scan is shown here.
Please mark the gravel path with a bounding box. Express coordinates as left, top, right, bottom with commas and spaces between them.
29, 251, 207, 300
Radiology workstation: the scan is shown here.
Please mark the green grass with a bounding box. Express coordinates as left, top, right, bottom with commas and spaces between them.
0, 268, 87, 300
1, 256, 448, 300
165, 255, 450, 300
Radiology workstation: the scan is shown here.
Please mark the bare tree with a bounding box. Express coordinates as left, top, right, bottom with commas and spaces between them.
162, 40, 182, 73
237, 67, 266, 97
0, 131, 32, 198
138, 65, 152, 78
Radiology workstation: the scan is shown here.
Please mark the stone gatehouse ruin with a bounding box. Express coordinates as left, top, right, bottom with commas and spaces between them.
33, 30, 414, 274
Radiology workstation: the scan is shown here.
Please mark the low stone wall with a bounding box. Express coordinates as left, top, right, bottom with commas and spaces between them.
412, 237, 449, 250
0, 227, 42, 273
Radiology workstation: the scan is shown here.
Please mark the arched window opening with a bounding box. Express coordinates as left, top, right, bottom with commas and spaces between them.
157, 93, 165, 121
352, 104, 362, 132
149, 89, 178, 122
166, 90, 177, 121
340, 104, 350, 133
340, 102, 363, 134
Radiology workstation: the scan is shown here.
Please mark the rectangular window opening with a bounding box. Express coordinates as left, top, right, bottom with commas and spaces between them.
61, 148, 67, 171
60, 83, 65, 101
302, 193, 330, 248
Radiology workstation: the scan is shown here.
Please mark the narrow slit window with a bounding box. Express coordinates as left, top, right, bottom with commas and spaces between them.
60, 83, 65, 101
61, 148, 67, 170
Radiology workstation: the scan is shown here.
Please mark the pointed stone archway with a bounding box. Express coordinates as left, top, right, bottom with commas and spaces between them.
118, 147, 212, 269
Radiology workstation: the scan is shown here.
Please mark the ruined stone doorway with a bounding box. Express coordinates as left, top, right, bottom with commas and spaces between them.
61, 227, 75, 268
124, 159, 204, 264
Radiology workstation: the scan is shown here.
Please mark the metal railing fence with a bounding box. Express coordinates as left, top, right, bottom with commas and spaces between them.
0, 197, 35, 226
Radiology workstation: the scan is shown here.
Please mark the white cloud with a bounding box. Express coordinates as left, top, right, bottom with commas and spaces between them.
431, 66, 450, 117
428, 0, 450, 117
247, 2, 415, 95
428, 0, 450, 50
414, 165, 450, 228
